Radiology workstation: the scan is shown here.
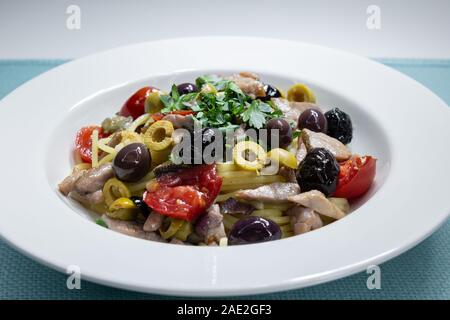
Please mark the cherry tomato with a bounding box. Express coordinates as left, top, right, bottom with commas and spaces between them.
119, 86, 159, 120
75, 126, 108, 163
151, 110, 195, 121
144, 164, 222, 221
333, 156, 376, 199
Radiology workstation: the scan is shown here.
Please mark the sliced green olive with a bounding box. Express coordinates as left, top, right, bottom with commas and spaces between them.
287, 84, 316, 103
144, 91, 164, 114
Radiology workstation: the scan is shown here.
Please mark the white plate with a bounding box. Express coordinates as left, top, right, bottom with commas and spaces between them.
0, 37, 449, 296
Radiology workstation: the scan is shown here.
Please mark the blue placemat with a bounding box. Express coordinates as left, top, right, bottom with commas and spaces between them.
0, 59, 449, 300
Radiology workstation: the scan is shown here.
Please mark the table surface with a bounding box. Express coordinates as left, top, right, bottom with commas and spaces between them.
0, 59, 449, 300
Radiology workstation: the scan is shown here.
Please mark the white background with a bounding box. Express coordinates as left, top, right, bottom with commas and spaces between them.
0, 0, 449, 59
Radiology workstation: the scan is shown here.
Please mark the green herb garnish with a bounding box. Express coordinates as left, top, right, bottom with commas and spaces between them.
95, 219, 108, 228
292, 130, 302, 139
157, 74, 281, 129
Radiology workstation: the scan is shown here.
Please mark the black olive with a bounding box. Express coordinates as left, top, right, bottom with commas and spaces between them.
266, 118, 293, 149
261, 84, 282, 101
298, 108, 328, 133
176, 83, 198, 95
130, 196, 150, 217
113, 143, 151, 182
180, 127, 223, 164
228, 216, 281, 245
296, 148, 339, 196
153, 162, 191, 178
324, 108, 353, 144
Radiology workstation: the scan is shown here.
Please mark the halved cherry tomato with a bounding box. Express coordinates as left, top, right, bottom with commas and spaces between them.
75, 126, 108, 163
151, 110, 195, 121
333, 156, 376, 199
119, 86, 159, 120
143, 164, 222, 221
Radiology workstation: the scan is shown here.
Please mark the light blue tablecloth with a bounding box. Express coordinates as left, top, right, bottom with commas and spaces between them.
0, 59, 449, 300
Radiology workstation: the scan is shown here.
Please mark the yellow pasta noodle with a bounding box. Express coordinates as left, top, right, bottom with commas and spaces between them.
73, 163, 91, 171
280, 224, 294, 238
222, 175, 285, 186
98, 153, 115, 166
97, 141, 116, 154
173, 221, 193, 241
219, 237, 228, 246
219, 170, 259, 179
127, 113, 150, 133
282, 231, 294, 239
125, 171, 155, 193
280, 224, 293, 233
217, 162, 240, 173
150, 148, 172, 167
220, 183, 266, 193
250, 202, 293, 211
73, 149, 83, 165
121, 131, 143, 145
215, 191, 238, 202
267, 216, 291, 226
251, 209, 284, 218
223, 214, 239, 230
160, 218, 184, 240
91, 129, 99, 168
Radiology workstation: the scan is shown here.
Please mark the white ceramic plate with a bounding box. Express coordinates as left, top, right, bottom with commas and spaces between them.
0, 37, 449, 296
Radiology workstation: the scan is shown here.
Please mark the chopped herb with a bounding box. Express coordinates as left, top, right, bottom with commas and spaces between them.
195, 74, 224, 88
292, 130, 302, 139
95, 219, 108, 228
157, 74, 282, 129
170, 84, 179, 100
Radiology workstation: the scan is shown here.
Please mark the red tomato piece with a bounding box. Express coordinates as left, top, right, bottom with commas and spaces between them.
75, 126, 107, 163
333, 156, 377, 199
151, 113, 164, 121
119, 86, 159, 120
144, 164, 222, 221
170, 110, 195, 116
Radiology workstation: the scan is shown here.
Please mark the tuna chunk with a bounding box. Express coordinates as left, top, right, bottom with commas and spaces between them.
143, 212, 165, 232
107, 132, 123, 148
278, 167, 297, 183
202, 204, 227, 245
170, 238, 188, 245
58, 167, 85, 196
296, 137, 308, 164
72, 163, 114, 194
101, 215, 165, 242
226, 73, 265, 99
237, 71, 260, 80
162, 114, 194, 130
58, 163, 115, 205
301, 129, 351, 161
272, 98, 323, 122
69, 189, 104, 205
288, 190, 345, 220
235, 182, 300, 204
287, 206, 323, 235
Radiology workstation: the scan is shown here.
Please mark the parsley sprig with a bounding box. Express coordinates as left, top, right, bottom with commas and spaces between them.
158, 75, 281, 129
